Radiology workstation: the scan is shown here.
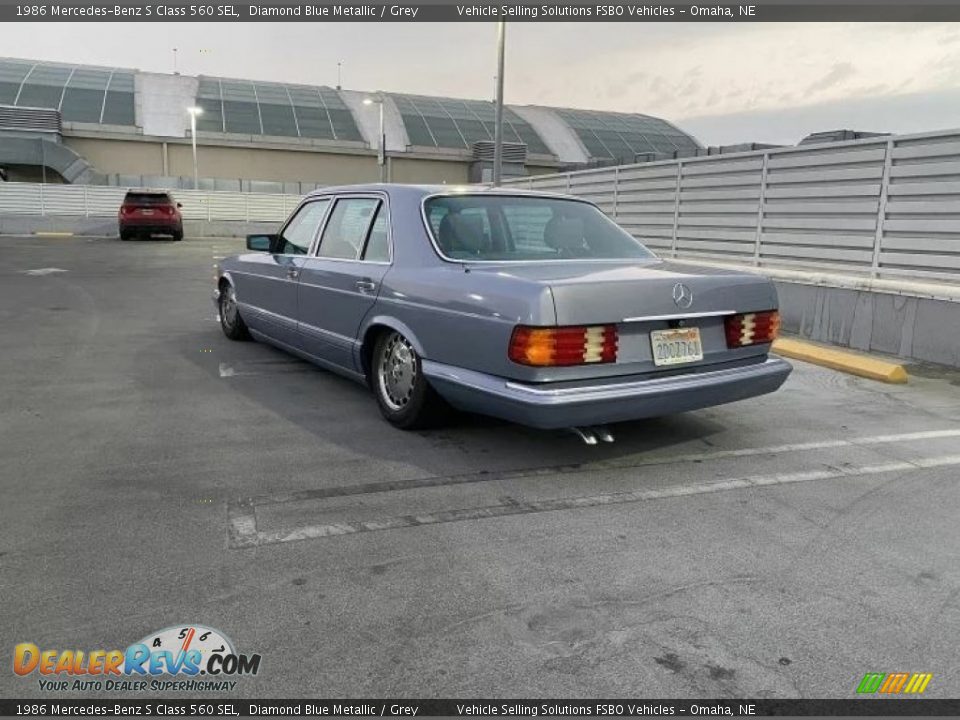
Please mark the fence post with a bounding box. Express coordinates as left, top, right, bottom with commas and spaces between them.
753, 152, 769, 266
39, 183, 45, 216
871, 138, 894, 278
83, 185, 89, 217
207, 190, 212, 222
566, 173, 571, 194
670, 161, 682, 258
612, 166, 620, 220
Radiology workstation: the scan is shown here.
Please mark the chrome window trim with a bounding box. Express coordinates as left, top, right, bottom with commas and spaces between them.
312, 191, 394, 265
418, 191, 657, 265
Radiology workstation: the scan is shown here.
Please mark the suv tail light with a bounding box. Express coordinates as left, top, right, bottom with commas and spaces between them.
509, 325, 618, 366
724, 310, 781, 348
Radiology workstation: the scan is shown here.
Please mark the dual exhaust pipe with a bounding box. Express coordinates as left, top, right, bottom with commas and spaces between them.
568, 426, 615, 445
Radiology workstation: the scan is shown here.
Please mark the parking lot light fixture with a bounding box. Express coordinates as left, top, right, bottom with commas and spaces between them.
363, 96, 386, 182
187, 106, 204, 190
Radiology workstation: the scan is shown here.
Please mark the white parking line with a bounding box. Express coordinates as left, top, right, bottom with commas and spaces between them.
599, 428, 960, 471
231, 453, 960, 547
20, 268, 68, 276
227, 427, 960, 548
244, 428, 960, 510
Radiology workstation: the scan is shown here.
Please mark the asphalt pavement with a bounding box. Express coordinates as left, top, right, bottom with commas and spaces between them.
1, 234, 959, 700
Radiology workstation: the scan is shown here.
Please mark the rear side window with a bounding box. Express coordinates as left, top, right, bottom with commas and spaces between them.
424, 195, 654, 261
124, 192, 172, 206
318, 198, 380, 260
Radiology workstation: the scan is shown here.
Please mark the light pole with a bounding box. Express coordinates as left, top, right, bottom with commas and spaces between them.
363, 96, 386, 183
187, 106, 203, 189
492, 21, 506, 187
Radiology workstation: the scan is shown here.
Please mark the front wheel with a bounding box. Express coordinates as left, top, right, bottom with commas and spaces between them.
219, 283, 250, 341
372, 331, 448, 429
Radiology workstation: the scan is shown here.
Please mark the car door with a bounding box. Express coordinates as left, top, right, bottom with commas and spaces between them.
297, 195, 392, 371
231, 198, 330, 347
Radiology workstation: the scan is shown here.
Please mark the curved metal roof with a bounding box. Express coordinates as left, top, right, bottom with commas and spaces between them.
0, 58, 135, 125
552, 107, 701, 163
0, 56, 703, 165
194, 75, 364, 141
388, 92, 551, 155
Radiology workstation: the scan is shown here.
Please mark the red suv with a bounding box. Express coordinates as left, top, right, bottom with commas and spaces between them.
118, 190, 184, 241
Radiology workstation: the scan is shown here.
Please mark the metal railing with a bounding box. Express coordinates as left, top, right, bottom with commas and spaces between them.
0, 183, 304, 222
505, 127, 960, 282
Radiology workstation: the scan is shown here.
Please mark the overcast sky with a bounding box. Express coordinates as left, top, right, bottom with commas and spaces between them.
6, 22, 960, 145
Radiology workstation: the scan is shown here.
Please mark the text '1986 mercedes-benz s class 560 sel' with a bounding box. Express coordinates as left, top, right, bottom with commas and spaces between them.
214, 185, 791, 441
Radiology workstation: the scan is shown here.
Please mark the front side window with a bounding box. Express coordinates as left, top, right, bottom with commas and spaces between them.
278, 199, 330, 255
424, 195, 655, 261
318, 198, 380, 260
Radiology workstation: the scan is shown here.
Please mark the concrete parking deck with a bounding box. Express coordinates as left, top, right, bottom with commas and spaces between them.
1, 235, 959, 699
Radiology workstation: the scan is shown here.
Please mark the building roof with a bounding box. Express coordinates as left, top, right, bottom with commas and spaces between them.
0, 56, 702, 165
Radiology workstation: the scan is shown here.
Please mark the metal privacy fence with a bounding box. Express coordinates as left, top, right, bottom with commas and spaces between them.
505, 128, 960, 282
0, 183, 304, 223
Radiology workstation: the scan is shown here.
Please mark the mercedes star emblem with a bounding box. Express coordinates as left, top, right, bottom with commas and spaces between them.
672, 282, 694, 309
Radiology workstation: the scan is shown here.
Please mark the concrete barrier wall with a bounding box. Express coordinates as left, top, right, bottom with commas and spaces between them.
0, 213, 277, 238
774, 281, 960, 368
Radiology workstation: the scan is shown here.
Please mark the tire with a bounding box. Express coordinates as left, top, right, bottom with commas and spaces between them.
119, 230, 131, 241
372, 330, 448, 429
219, 282, 250, 341
172, 230, 183, 242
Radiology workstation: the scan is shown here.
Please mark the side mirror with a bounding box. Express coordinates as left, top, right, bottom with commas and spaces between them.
246, 234, 276, 252
176, 202, 183, 208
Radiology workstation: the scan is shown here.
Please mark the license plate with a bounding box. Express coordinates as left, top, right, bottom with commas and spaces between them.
140, 209, 154, 215
650, 327, 703, 366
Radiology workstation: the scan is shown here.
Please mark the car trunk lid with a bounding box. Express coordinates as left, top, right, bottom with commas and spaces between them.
468, 258, 779, 380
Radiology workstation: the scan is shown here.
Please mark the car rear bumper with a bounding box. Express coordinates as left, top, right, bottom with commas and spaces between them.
119, 220, 182, 232
422, 356, 792, 429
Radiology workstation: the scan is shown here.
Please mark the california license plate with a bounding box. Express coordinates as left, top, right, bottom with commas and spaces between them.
650, 327, 703, 366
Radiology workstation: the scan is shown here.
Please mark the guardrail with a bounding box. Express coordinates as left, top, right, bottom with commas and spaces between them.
0, 182, 304, 222
505, 128, 960, 282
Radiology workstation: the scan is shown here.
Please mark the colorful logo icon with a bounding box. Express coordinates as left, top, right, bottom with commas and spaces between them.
14, 624, 261, 678
856, 672, 932, 694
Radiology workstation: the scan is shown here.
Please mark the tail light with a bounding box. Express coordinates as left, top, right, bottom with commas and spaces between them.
509, 325, 618, 366
724, 310, 781, 348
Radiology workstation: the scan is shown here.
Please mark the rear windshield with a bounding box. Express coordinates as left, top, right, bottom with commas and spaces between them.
424, 195, 654, 261
124, 192, 173, 206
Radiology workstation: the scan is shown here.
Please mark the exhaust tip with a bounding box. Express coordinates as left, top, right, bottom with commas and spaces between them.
569, 427, 598, 445
593, 426, 615, 443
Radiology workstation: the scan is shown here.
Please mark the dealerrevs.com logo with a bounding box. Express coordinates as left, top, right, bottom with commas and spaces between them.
14, 624, 261, 692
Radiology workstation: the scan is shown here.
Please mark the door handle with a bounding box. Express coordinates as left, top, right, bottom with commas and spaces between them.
356, 279, 377, 293
286, 268, 300, 280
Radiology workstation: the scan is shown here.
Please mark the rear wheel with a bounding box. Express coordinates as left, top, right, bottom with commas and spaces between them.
119, 230, 131, 241
172, 230, 183, 242
219, 282, 250, 341
372, 331, 448, 429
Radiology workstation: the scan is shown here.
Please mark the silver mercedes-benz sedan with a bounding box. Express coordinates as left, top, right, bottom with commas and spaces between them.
214, 184, 791, 437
